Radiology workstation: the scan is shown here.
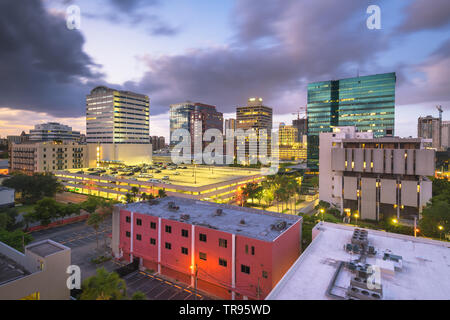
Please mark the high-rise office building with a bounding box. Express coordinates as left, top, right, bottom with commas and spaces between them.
277, 123, 306, 161
442, 121, 450, 150
150, 136, 166, 151
417, 115, 441, 149
86, 86, 150, 144
236, 98, 273, 162
86, 86, 151, 166
169, 101, 223, 152
224, 118, 236, 135
307, 72, 396, 169
292, 118, 307, 141
29, 122, 81, 142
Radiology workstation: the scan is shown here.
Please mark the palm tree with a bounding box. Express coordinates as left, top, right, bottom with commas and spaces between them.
80, 268, 127, 300
130, 186, 139, 199
125, 193, 134, 203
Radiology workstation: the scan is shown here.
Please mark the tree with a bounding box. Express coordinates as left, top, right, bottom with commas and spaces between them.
158, 189, 167, 198
2, 173, 62, 204
131, 291, 147, 300
80, 268, 127, 300
131, 187, 139, 199
86, 212, 103, 250
125, 193, 134, 203
31, 197, 63, 226
0, 208, 23, 231
0, 229, 33, 252
419, 199, 450, 238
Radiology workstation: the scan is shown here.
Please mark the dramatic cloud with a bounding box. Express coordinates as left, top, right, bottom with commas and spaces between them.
131, 0, 391, 115
0, 0, 102, 117
398, 0, 450, 33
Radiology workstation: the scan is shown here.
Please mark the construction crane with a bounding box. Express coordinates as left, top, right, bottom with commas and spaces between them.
436, 105, 443, 149
292, 105, 307, 120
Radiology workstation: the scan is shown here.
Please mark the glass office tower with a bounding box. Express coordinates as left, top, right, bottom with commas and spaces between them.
307, 72, 396, 169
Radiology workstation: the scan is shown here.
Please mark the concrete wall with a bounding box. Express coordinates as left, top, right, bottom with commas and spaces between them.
0, 188, 14, 207
88, 143, 152, 167
361, 178, 376, 220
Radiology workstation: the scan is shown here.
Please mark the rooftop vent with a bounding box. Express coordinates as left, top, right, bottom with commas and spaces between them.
180, 214, 190, 221
271, 221, 287, 231
168, 201, 179, 210
214, 209, 223, 216
239, 219, 246, 225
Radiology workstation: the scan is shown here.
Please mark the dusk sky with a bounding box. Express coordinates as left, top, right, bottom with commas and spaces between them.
0, 0, 449, 140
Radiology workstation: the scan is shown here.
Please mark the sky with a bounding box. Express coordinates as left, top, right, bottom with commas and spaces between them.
0, 0, 449, 141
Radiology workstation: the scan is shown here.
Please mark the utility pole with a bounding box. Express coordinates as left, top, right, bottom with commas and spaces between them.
414, 217, 417, 238
193, 264, 198, 300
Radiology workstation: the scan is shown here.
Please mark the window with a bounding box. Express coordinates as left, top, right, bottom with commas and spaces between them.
165, 242, 171, 250
219, 258, 227, 267
181, 229, 189, 237
251, 246, 255, 255
219, 238, 227, 248
126, 216, 131, 223
150, 222, 156, 229
125, 231, 130, 238
199, 233, 207, 242
165, 225, 172, 233
262, 271, 268, 279
181, 247, 188, 255
136, 218, 142, 226
136, 234, 142, 241
241, 265, 250, 274
199, 252, 207, 261
150, 238, 156, 245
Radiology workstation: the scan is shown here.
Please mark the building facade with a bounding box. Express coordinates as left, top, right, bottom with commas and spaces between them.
0, 239, 71, 300
236, 98, 273, 163
169, 101, 223, 153
86, 86, 150, 144
307, 72, 396, 169
9, 141, 87, 175
442, 121, 450, 150
150, 136, 166, 151
417, 115, 444, 150
111, 197, 302, 300
319, 126, 434, 221
277, 123, 306, 161
29, 122, 81, 142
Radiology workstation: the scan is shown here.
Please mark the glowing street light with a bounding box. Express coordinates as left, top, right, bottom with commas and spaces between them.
392, 218, 398, 224
354, 212, 359, 226
438, 225, 444, 240
319, 208, 325, 222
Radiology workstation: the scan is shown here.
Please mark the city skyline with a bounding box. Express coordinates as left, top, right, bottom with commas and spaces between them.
0, 0, 449, 140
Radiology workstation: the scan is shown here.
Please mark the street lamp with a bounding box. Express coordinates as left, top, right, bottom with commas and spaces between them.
319, 208, 325, 222
354, 212, 359, 226
438, 225, 444, 240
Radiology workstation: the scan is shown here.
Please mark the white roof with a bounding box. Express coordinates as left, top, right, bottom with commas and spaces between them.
266, 222, 450, 300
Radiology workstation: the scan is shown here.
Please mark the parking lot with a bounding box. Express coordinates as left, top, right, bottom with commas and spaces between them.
29, 220, 214, 300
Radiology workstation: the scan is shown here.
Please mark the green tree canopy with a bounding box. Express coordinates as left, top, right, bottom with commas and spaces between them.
80, 268, 127, 300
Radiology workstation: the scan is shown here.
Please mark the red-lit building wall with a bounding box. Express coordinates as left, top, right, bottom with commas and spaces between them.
117, 208, 301, 300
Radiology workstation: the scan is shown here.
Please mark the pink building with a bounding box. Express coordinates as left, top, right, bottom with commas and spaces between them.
111, 197, 302, 300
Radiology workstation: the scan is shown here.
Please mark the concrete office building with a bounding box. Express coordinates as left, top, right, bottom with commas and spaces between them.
86, 86, 152, 166
224, 118, 236, 134
29, 122, 81, 142
0, 239, 71, 300
319, 126, 434, 221
236, 98, 273, 163
307, 72, 396, 169
111, 196, 302, 300
418, 115, 442, 149
267, 222, 450, 300
9, 141, 87, 175
7, 132, 29, 145
292, 118, 307, 140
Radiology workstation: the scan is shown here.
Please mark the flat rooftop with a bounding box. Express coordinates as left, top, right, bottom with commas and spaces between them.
119, 197, 301, 242
0, 253, 28, 285
267, 222, 450, 300
27, 240, 66, 257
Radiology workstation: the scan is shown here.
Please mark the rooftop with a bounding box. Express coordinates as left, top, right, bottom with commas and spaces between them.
119, 197, 301, 242
0, 253, 28, 285
27, 240, 67, 257
267, 222, 450, 300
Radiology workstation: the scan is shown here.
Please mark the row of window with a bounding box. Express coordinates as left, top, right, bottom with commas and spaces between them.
130, 217, 254, 252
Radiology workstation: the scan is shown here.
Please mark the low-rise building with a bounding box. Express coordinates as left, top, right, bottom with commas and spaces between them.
0, 186, 14, 208
9, 141, 87, 175
0, 239, 71, 300
266, 222, 450, 300
29, 122, 81, 142
319, 126, 434, 221
111, 196, 302, 300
